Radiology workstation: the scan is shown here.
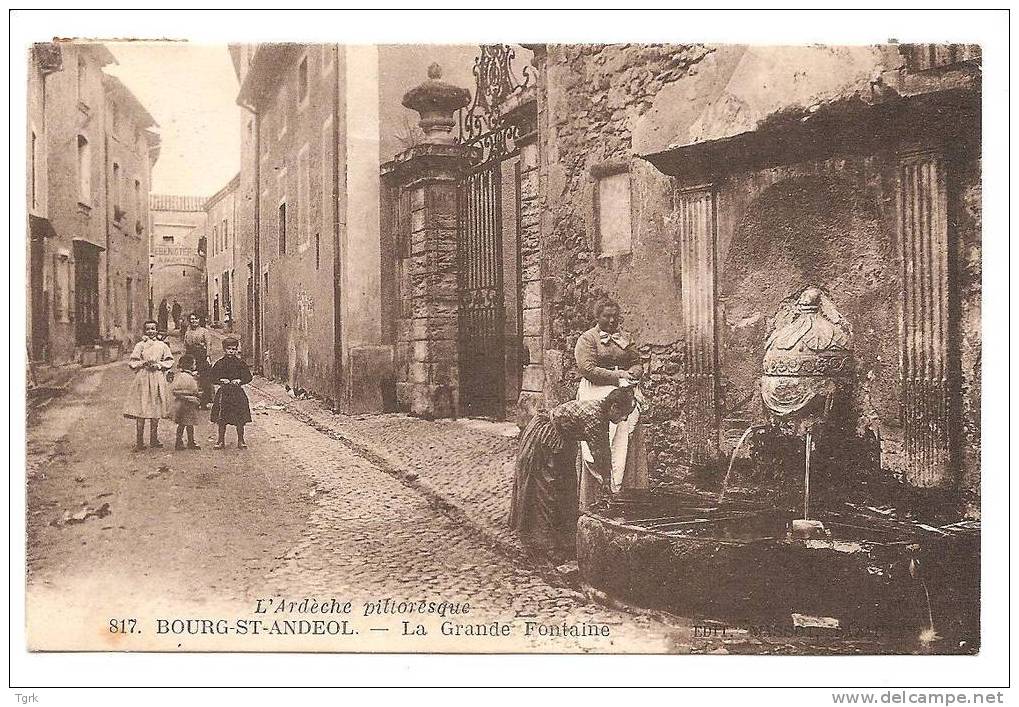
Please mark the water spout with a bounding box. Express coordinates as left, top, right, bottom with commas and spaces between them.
718, 425, 763, 504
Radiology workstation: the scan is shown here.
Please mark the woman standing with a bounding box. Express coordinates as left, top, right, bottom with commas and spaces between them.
122, 319, 174, 450
509, 388, 636, 556
157, 298, 169, 333
183, 313, 214, 409
574, 299, 648, 509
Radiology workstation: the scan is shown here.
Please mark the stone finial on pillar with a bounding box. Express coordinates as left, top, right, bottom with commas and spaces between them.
401, 63, 471, 145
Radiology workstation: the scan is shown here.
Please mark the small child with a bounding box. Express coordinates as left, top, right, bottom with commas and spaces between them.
209, 337, 253, 449
169, 354, 202, 450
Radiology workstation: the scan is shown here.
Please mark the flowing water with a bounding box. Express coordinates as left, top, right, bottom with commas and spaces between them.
717, 425, 763, 503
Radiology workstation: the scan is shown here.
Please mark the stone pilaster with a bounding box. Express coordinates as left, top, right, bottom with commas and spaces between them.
675, 185, 719, 467
897, 149, 951, 487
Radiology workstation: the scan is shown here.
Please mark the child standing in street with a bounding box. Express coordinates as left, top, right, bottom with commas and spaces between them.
169, 354, 202, 450
209, 337, 253, 449
123, 320, 174, 450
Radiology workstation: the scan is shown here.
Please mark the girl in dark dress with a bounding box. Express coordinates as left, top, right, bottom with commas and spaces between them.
509, 387, 636, 557
209, 337, 253, 449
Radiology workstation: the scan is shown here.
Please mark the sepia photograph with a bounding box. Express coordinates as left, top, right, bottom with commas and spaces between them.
11, 7, 1010, 695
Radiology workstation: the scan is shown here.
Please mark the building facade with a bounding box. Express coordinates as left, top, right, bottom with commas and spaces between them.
204, 174, 241, 332
102, 73, 157, 344
531, 43, 981, 510
149, 194, 207, 325
232, 43, 476, 408
229, 42, 981, 512
30, 42, 159, 364
377, 43, 981, 516
27, 44, 60, 362
231, 46, 258, 366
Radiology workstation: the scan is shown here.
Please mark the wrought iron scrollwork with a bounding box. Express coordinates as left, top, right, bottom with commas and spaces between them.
457, 44, 536, 166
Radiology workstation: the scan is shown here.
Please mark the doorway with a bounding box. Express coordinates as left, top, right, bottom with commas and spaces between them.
73, 241, 100, 346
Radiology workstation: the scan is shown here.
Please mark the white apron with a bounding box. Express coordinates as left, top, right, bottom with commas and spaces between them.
577, 377, 643, 493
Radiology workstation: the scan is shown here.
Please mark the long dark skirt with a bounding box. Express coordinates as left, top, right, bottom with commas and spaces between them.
210, 384, 252, 426
509, 412, 578, 555
186, 345, 214, 406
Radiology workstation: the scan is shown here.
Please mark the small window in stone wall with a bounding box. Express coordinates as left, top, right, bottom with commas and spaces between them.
594, 168, 632, 257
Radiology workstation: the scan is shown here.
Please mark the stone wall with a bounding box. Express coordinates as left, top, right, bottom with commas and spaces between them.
538, 43, 981, 501
257, 46, 341, 400
383, 145, 463, 419
205, 180, 238, 329
712, 157, 900, 450
43, 43, 111, 363
149, 201, 207, 323
234, 110, 257, 360
515, 135, 543, 423
103, 88, 152, 344
540, 44, 714, 479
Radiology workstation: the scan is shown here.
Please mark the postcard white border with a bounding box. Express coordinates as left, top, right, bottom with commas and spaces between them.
7, 7, 1012, 697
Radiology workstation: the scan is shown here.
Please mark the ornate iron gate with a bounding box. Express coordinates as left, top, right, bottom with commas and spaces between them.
458, 158, 505, 417
456, 45, 535, 418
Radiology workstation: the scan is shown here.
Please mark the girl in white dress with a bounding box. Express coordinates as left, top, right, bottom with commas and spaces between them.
122, 320, 174, 450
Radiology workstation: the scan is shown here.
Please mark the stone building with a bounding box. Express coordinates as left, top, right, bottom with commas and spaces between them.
27, 44, 60, 362
530, 43, 982, 510
102, 74, 158, 343
232, 43, 476, 408
29, 42, 159, 364
379, 43, 981, 515
149, 194, 207, 325
229, 45, 258, 364
204, 174, 241, 332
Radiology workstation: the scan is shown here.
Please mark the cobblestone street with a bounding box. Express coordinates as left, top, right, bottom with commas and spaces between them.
26, 349, 693, 653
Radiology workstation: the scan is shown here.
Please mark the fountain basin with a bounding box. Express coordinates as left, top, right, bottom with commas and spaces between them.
576, 503, 978, 650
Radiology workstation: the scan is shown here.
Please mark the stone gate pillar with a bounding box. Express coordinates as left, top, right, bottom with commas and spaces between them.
381, 65, 470, 418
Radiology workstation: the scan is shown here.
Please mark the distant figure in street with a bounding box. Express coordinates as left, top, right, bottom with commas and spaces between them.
157, 298, 169, 333
168, 354, 202, 451
157, 330, 170, 381
171, 299, 182, 331
509, 387, 636, 558
111, 322, 130, 352
183, 313, 214, 409
210, 337, 253, 449
123, 319, 174, 451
